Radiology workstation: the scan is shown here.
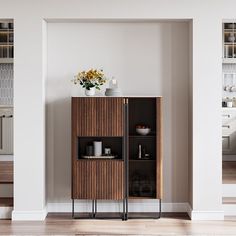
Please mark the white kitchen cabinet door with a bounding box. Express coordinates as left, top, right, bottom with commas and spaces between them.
0, 108, 13, 155
222, 109, 236, 155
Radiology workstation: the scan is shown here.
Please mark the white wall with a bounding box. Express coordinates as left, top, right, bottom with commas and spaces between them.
46, 22, 190, 207
0, 0, 231, 220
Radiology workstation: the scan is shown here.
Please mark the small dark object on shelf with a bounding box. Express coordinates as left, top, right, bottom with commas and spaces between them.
86, 144, 94, 156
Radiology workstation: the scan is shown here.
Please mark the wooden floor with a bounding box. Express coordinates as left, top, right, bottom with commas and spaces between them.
223, 161, 236, 184
0, 213, 236, 235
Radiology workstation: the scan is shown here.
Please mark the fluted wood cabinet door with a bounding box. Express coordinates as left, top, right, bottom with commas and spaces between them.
73, 160, 96, 199
75, 97, 124, 136
0, 161, 13, 183
96, 160, 124, 200
73, 160, 124, 200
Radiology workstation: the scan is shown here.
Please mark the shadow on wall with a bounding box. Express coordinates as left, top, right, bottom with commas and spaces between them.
160, 23, 190, 203
46, 97, 71, 202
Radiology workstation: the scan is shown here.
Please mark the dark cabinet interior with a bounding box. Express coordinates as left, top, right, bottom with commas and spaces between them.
128, 98, 156, 135
129, 161, 156, 198
77, 137, 123, 160
128, 97, 158, 199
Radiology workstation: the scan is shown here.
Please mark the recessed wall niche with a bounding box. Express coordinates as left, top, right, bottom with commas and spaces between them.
46, 21, 190, 206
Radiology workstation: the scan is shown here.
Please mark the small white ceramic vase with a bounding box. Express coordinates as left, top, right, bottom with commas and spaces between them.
85, 87, 95, 96
93, 141, 102, 156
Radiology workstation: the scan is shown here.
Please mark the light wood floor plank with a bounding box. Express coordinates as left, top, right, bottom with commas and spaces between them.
0, 213, 236, 235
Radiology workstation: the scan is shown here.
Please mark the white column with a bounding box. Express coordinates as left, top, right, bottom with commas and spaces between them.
190, 17, 223, 220
12, 16, 46, 220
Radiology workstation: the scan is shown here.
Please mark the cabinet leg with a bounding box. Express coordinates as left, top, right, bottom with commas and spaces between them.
125, 197, 128, 220
92, 200, 95, 218
94, 200, 97, 217
122, 199, 126, 221
158, 199, 161, 219
72, 199, 74, 218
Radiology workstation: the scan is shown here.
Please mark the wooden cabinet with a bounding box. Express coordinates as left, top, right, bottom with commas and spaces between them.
0, 107, 13, 154
71, 97, 162, 219
72, 97, 125, 202
74, 97, 124, 136
0, 161, 13, 183
222, 109, 236, 154
73, 160, 96, 199
73, 160, 124, 200
0, 20, 14, 63
128, 97, 162, 199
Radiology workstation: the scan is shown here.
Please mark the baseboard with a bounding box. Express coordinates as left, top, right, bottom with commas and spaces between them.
187, 203, 224, 220
223, 155, 236, 161
0, 206, 13, 219
11, 207, 47, 221
47, 201, 189, 213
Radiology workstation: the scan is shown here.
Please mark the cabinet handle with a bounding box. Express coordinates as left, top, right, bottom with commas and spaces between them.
123, 98, 129, 104
222, 114, 231, 118
0, 115, 12, 118
222, 125, 230, 128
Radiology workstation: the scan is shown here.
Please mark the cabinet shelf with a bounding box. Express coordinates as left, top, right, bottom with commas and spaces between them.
224, 30, 236, 33
77, 158, 124, 161
0, 43, 13, 46
129, 159, 155, 161
0, 29, 13, 32
129, 135, 156, 138
128, 196, 156, 199
224, 42, 236, 45
77, 136, 123, 160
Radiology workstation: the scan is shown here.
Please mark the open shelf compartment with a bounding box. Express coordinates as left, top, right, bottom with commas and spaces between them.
77, 137, 123, 160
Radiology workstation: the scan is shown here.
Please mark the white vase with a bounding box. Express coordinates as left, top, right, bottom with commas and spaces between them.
85, 87, 95, 96
93, 141, 102, 156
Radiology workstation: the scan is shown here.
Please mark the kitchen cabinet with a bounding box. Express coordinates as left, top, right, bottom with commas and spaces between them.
0, 20, 13, 64
222, 109, 236, 154
0, 107, 13, 155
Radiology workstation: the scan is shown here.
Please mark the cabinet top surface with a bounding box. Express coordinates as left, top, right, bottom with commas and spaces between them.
72, 96, 162, 98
